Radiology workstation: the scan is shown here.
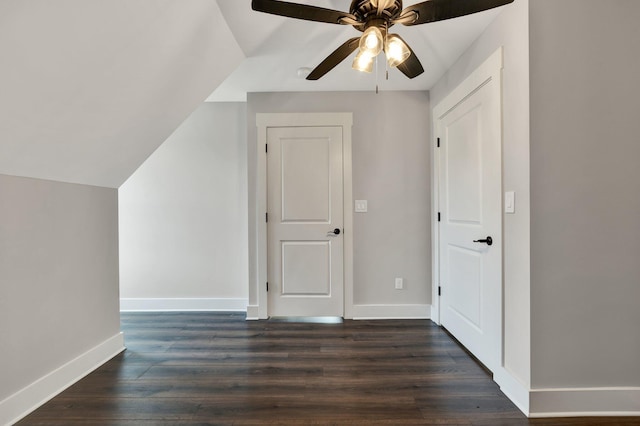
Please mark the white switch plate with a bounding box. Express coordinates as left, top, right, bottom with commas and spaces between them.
505, 191, 515, 214
395, 278, 403, 289
355, 200, 368, 213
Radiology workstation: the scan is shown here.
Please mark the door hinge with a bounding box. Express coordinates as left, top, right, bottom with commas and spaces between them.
437, 137, 440, 148
265, 144, 268, 153
265, 212, 268, 222
266, 282, 269, 292
438, 212, 441, 222
438, 286, 441, 296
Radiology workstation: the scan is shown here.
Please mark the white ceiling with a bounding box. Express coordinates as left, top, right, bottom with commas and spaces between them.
208, 0, 506, 101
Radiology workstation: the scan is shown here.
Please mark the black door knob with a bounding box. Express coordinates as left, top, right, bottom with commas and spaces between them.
473, 236, 493, 246
331, 228, 341, 235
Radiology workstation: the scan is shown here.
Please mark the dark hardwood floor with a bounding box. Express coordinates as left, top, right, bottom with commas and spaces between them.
17, 313, 640, 425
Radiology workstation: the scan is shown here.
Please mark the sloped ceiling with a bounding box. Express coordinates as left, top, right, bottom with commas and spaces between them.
208, 0, 504, 101
0, 0, 244, 188
0, 1, 510, 187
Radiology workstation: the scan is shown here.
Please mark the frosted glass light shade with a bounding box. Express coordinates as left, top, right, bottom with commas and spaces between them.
385, 34, 411, 68
359, 27, 383, 57
352, 50, 374, 73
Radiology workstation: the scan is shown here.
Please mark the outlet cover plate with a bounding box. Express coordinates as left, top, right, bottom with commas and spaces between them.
355, 200, 368, 213
395, 278, 403, 289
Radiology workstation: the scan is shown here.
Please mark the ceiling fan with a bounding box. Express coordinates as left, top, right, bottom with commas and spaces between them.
252, 0, 514, 80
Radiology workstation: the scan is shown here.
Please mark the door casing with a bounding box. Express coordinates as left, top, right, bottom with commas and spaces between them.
254, 113, 354, 320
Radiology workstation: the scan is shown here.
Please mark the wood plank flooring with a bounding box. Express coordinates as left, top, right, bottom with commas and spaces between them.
17, 313, 640, 425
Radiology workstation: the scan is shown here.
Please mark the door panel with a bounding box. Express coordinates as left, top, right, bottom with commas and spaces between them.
438, 78, 501, 372
281, 241, 330, 295
267, 126, 344, 317
447, 246, 482, 329
446, 106, 482, 224
281, 139, 330, 222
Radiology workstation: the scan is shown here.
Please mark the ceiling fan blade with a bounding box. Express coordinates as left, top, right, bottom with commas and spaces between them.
307, 37, 360, 80
398, 0, 514, 26
252, 0, 357, 25
394, 36, 424, 79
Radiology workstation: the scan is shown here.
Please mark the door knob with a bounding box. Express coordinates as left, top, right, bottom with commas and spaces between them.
327, 228, 341, 236
473, 236, 493, 246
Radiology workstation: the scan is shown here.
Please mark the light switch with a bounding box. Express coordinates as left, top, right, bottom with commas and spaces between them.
505, 191, 515, 214
355, 200, 368, 213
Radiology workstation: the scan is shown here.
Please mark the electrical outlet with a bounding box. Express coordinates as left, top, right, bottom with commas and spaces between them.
395, 278, 403, 290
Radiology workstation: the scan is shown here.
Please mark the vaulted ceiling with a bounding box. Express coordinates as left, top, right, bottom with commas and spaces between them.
0, 0, 506, 188
209, 0, 503, 101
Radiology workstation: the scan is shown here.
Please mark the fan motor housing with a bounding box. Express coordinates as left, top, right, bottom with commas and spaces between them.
350, 0, 403, 29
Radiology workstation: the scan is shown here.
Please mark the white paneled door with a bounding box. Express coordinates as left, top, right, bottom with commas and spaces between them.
436, 58, 502, 372
267, 126, 344, 317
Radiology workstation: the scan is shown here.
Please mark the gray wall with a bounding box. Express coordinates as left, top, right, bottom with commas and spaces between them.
430, 0, 531, 386
0, 174, 120, 401
119, 103, 248, 301
247, 91, 431, 309
530, 0, 640, 388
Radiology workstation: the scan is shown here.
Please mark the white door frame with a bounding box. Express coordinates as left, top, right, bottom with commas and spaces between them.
431, 47, 504, 362
254, 113, 354, 320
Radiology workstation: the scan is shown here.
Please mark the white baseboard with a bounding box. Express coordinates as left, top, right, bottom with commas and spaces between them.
120, 298, 248, 312
529, 386, 640, 417
0, 332, 125, 426
494, 367, 530, 416
351, 304, 431, 320
246, 305, 260, 320
491, 369, 640, 418
429, 304, 440, 325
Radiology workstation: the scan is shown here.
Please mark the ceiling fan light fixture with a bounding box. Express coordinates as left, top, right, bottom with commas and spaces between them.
385, 34, 411, 68
352, 50, 374, 73
359, 26, 383, 57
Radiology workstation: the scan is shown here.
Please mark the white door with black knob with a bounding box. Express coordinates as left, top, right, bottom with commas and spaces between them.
267, 126, 344, 317
436, 52, 502, 373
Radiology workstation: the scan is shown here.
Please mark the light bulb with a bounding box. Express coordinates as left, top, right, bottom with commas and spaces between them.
387, 40, 403, 59
352, 50, 374, 73
359, 27, 383, 57
384, 34, 411, 68
365, 33, 378, 49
